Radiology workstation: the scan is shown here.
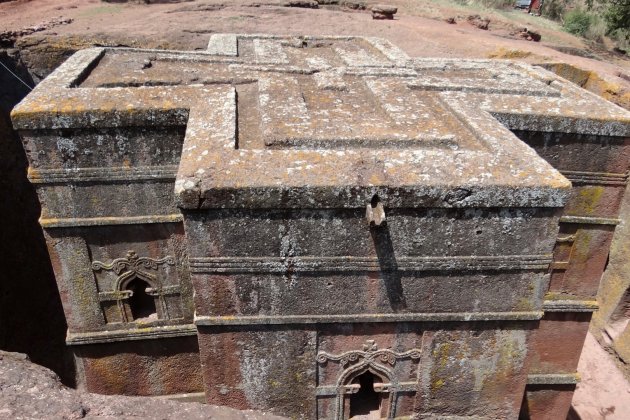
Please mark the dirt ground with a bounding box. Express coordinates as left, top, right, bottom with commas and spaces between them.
573, 333, 630, 420
1, 0, 628, 108
1, 0, 628, 77
1, 0, 630, 418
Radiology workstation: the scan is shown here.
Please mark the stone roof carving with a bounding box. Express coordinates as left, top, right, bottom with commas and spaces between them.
12, 34, 630, 209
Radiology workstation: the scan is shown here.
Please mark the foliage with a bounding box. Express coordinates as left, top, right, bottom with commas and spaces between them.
477, 0, 516, 8
563, 8, 596, 36
543, 0, 571, 21
602, 0, 630, 34
610, 27, 630, 51
449, 0, 628, 51
584, 13, 608, 41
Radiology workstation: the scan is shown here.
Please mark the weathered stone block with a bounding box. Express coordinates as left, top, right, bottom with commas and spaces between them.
73, 336, 203, 396
198, 326, 317, 417
528, 313, 592, 374
371, 4, 397, 20
514, 127, 630, 420
172, 36, 573, 418
418, 327, 530, 418
521, 384, 577, 420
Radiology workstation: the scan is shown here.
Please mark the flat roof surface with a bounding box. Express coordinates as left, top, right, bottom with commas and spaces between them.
13, 34, 630, 209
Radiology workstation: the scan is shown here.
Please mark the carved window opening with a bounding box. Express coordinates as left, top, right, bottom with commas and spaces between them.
349, 371, 382, 418
92, 251, 182, 324
126, 278, 157, 321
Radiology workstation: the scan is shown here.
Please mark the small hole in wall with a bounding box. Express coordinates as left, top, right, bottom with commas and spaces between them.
126, 279, 157, 321
476, 229, 483, 235
370, 194, 380, 208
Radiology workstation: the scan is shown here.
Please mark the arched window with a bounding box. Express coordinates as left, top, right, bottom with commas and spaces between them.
125, 278, 157, 321
349, 371, 382, 418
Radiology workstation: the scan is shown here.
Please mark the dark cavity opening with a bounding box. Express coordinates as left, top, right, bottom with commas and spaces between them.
349, 371, 381, 418
127, 279, 157, 321
370, 194, 380, 208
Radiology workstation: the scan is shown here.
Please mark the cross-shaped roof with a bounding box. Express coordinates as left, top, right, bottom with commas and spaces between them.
12, 34, 630, 209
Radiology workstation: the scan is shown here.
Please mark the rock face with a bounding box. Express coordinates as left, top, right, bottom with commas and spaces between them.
371, 4, 397, 19
0, 350, 286, 420
102, 0, 196, 3
342, 1, 366, 10
285, 0, 319, 8
0, 44, 73, 386
10, 34, 630, 419
591, 120, 630, 377
512, 27, 542, 42
0, 17, 73, 48
467, 14, 490, 30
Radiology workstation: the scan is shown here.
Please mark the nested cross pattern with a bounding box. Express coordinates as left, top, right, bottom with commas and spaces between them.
77, 36, 561, 151
13, 34, 628, 210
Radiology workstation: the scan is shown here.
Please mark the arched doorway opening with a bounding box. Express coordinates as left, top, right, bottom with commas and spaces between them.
349, 371, 382, 419
126, 278, 157, 321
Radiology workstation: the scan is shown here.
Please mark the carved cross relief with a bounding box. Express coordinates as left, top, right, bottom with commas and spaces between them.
76, 37, 562, 155
16, 35, 617, 212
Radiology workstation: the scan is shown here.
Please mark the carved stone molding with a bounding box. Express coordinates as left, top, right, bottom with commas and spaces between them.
28, 165, 178, 184
317, 339, 421, 367
189, 255, 553, 274
194, 311, 544, 326
92, 250, 175, 276
560, 170, 628, 186
40, 214, 183, 228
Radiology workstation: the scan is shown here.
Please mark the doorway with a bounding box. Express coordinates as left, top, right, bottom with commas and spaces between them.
349, 371, 382, 419
126, 278, 157, 321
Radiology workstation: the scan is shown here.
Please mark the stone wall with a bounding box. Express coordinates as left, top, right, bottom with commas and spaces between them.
0, 31, 174, 385
591, 172, 630, 373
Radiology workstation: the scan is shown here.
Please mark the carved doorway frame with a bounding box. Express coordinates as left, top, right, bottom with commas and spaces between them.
335, 361, 397, 419
316, 340, 422, 420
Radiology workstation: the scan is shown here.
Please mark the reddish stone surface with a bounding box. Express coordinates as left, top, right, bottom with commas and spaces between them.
0, 2, 628, 417
549, 224, 616, 298
528, 313, 592, 374
198, 327, 317, 417
521, 384, 576, 420
572, 333, 630, 419
9, 33, 630, 419
512, 131, 630, 419
0, 349, 285, 420
74, 337, 203, 396
523, 314, 591, 420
